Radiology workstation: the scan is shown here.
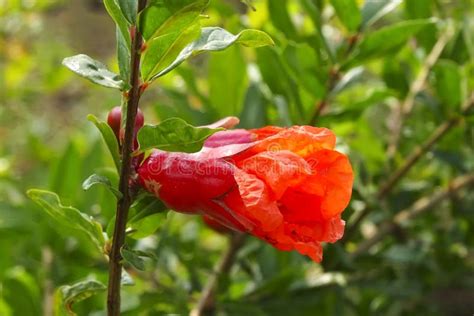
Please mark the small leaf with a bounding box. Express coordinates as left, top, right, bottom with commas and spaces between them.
128, 192, 168, 223
82, 174, 122, 199
87, 114, 121, 172
56, 280, 106, 316
27, 190, 105, 253
103, 0, 131, 48
120, 247, 145, 271
137, 117, 222, 153
62, 54, 124, 89
361, 0, 403, 29
330, 0, 361, 32
153, 27, 274, 79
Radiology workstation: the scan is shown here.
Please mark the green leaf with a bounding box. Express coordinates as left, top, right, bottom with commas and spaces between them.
433, 59, 462, 108
128, 192, 168, 223
141, 23, 201, 82
330, 0, 361, 32
140, 0, 209, 40
103, 0, 131, 48
268, 0, 297, 39
62, 54, 124, 89
87, 114, 121, 172
121, 247, 156, 271
56, 280, 106, 316
117, 27, 131, 85
239, 83, 267, 128
347, 19, 436, 67
155, 27, 274, 79
118, 0, 137, 24
361, 0, 402, 29
82, 174, 122, 199
27, 190, 105, 253
129, 212, 168, 239
137, 117, 222, 153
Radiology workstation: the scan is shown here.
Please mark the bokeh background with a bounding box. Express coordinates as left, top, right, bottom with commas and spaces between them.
1, 0, 474, 315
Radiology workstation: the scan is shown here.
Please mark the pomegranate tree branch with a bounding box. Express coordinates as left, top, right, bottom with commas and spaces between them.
345, 92, 474, 241
107, 1, 147, 315
190, 233, 247, 316
350, 173, 474, 258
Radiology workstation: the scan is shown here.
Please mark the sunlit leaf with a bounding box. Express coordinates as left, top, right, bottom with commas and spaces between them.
62, 54, 124, 89
137, 117, 222, 153
82, 174, 122, 199
154, 27, 274, 79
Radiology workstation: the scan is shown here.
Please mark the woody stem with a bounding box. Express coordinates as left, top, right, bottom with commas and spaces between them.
107, 1, 147, 315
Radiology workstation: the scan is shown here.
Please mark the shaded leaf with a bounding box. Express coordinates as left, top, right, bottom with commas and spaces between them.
347, 19, 436, 67
56, 280, 106, 316
27, 190, 105, 253
121, 247, 156, 271
128, 212, 168, 239
82, 174, 122, 199
137, 117, 222, 153
433, 59, 462, 108
62, 54, 124, 89
103, 0, 131, 48
330, 0, 361, 32
87, 114, 121, 172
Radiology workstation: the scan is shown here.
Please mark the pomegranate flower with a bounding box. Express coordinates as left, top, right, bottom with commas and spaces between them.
137, 126, 353, 262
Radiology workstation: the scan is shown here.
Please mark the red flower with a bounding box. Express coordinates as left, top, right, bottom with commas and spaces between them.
137, 126, 353, 262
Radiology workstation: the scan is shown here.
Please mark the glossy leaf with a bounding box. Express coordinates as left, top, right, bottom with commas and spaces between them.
62, 54, 124, 89
118, 0, 137, 24
27, 190, 105, 253
103, 0, 131, 48
82, 174, 122, 199
56, 280, 106, 316
330, 0, 361, 32
137, 117, 222, 153
87, 114, 121, 172
151, 27, 274, 79
141, 24, 201, 81
140, 0, 209, 40
361, 0, 403, 29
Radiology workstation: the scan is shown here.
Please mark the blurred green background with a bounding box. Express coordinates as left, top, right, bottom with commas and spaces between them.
1, 0, 474, 315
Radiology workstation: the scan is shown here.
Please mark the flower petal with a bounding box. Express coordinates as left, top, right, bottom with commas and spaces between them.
237, 150, 311, 199
228, 168, 283, 232
302, 149, 353, 219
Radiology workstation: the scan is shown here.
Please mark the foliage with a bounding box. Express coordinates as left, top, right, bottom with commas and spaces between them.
1, 0, 474, 315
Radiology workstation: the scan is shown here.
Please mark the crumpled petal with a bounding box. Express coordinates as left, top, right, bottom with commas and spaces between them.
301, 149, 353, 219
237, 150, 311, 199
228, 168, 283, 232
